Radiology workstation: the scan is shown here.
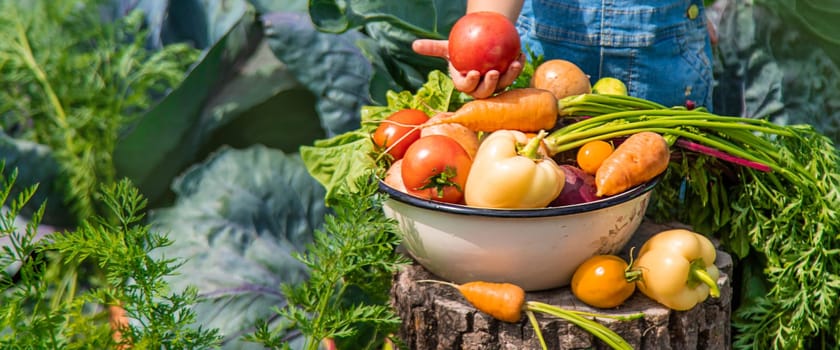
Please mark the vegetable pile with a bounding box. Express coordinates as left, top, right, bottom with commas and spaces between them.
302, 56, 840, 348
374, 79, 667, 209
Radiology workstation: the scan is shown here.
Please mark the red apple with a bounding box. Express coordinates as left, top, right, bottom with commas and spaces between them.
448, 11, 521, 75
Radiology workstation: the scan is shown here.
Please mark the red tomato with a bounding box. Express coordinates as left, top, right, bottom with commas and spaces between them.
372, 109, 430, 160
448, 12, 521, 75
401, 135, 472, 204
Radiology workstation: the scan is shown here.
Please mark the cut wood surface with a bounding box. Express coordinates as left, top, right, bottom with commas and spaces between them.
390, 220, 732, 350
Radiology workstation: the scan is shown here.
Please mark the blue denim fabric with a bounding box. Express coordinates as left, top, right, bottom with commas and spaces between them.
516, 0, 713, 109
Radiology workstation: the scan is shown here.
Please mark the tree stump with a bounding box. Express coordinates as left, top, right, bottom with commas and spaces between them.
389, 221, 733, 350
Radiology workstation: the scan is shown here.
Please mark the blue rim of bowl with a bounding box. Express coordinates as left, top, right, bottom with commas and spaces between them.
378, 175, 661, 218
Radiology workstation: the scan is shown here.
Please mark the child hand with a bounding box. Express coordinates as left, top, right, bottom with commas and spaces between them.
412, 39, 524, 99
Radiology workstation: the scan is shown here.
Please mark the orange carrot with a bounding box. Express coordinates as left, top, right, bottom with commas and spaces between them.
109, 303, 131, 349
418, 280, 525, 323
595, 131, 670, 196
426, 88, 558, 133
322, 338, 338, 350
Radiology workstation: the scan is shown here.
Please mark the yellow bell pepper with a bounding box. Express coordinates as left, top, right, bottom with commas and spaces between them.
464, 130, 565, 209
634, 229, 721, 311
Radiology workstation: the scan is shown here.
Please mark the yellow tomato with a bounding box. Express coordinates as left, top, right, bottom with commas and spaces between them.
576, 140, 614, 175
571, 255, 637, 309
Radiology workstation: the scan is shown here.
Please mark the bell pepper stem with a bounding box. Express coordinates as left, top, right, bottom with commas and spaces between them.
691, 266, 720, 298
624, 247, 643, 283
520, 130, 548, 159
624, 269, 642, 283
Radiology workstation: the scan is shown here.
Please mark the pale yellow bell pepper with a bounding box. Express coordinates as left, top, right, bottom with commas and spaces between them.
464, 130, 565, 209
634, 229, 721, 311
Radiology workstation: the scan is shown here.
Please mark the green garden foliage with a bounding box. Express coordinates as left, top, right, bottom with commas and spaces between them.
4, 0, 840, 349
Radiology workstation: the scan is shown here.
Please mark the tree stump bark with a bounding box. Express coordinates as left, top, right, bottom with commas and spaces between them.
389, 221, 733, 350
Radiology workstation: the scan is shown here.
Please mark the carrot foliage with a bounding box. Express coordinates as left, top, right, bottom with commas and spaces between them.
0, 0, 198, 225
246, 174, 410, 350
0, 163, 221, 348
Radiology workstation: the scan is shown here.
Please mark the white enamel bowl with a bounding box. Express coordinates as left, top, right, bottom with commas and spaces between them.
380, 177, 660, 291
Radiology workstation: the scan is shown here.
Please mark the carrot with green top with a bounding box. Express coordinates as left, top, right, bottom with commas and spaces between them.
595, 131, 670, 196
418, 279, 640, 350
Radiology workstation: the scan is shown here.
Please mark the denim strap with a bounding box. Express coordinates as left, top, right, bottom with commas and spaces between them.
528, 0, 708, 47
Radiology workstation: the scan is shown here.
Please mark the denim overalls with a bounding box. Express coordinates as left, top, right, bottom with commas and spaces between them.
516, 0, 713, 109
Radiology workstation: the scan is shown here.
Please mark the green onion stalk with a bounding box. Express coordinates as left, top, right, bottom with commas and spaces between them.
543, 94, 811, 187
525, 302, 642, 350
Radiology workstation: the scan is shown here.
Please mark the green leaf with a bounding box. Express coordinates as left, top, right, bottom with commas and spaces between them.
262, 11, 372, 136
307, 0, 465, 93
149, 145, 326, 349
308, 0, 460, 38
712, 0, 840, 145
117, 0, 250, 49
362, 21, 447, 90
248, 0, 309, 14
113, 10, 259, 204
409, 69, 465, 113
363, 69, 461, 118
300, 131, 376, 204
114, 9, 325, 205
351, 36, 406, 106
272, 174, 407, 348
0, 163, 73, 348
300, 70, 462, 204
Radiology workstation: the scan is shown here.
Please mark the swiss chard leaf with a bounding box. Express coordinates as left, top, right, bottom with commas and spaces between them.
149, 145, 326, 349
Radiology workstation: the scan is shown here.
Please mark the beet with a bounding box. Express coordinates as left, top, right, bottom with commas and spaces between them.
551, 165, 599, 206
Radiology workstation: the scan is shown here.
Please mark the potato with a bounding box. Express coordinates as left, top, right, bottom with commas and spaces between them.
384, 159, 408, 193
421, 114, 480, 159
531, 59, 591, 100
